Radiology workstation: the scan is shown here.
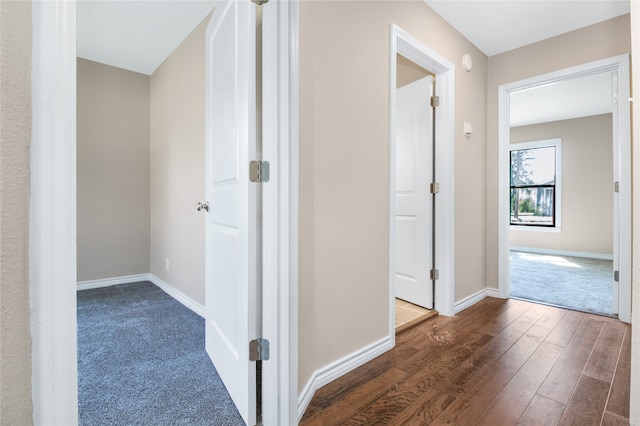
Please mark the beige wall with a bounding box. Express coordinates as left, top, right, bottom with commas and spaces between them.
396, 54, 431, 88
149, 15, 208, 305
4, 2, 636, 422
299, 0, 488, 390
510, 114, 613, 255
77, 59, 150, 281
486, 14, 631, 287
0, 0, 33, 423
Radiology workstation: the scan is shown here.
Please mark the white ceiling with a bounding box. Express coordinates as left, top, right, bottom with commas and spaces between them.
424, 0, 630, 57
78, 0, 631, 76
422, 0, 628, 127
510, 71, 615, 127
77, 0, 628, 125
77, 0, 217, 75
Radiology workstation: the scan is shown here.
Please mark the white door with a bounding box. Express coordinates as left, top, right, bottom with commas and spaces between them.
395, 76, 433, 309
205, 1, 257, 424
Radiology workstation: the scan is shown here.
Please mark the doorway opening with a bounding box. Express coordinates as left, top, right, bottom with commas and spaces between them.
31, 1, 299, 424
75, 5, 225, 423
394, 58, 435, 309
498, 55, 631, 322
508, 92, 615, 315
393, 54, 437, 330
389, 25, 456, 342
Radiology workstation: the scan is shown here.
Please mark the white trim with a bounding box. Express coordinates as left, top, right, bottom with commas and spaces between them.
510, 226, 561, 233
510, 246, 614, 261
260, 1, 299, 424
454, 287, 501, 314
510, 138, 561, 151
297, 336, 393, 421
77, 274, 151, 291
148, 275, 206, 318
32, 1, 299, 424
455, 288, 491, 314
498, 55, 632, 323
630, 3, 640, 424
30, 1, 78, 424
486, 288, 500, 298
389, 25, 456, 344
613, 55, 632, 323
76, 273, 207, 318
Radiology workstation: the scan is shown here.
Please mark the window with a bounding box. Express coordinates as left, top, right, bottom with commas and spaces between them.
510, 139, 561, 228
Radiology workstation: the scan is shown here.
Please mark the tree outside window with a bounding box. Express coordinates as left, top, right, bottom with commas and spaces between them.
510, 140, 560, 227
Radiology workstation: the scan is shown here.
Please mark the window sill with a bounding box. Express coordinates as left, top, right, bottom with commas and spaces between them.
510, 225, 561, 233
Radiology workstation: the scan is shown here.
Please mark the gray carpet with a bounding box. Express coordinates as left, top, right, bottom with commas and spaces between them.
510, 251, 614, 315
77, 281, 245, 426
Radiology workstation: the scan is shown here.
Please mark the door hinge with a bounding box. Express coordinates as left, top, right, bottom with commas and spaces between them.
614, 270, 619, 282
430, 182, 440, 194
249, 338, 270, 361
430, 269, 439, 280
614, 181, 619, 193
249, 160, 270, 183
430, 95, 440, 108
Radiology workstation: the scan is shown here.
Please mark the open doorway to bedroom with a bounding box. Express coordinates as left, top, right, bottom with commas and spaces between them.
500, 59, 631, 319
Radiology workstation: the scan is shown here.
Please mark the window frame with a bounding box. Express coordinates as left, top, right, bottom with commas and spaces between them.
509, 138, 562, 231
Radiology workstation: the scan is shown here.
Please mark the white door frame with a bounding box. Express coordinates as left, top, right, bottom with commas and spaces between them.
29, 1, 299, 424
497, 54, 631, 323
389, 24, 456, 343
261, 1, 299, 424
30, 2, 78, 424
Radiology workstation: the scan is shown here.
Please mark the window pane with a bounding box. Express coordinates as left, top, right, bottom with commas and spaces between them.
511, 146, 556, 186
510, 187, 554, 226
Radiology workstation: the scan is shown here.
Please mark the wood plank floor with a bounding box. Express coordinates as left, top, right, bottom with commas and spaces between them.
300, 297, 631, 425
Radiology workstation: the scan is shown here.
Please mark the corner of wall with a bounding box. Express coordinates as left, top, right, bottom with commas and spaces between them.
148, 13, 210, 307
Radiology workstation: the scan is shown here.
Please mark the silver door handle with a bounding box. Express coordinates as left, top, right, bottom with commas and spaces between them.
196, 201, 209, 212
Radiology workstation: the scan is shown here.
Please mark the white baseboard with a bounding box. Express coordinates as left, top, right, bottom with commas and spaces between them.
77, 273, 205, 318
454, 288, 495, 314
486, 287, 500, 298
510, 246, 613, 261
298, 335, 393, 421
77, 274, 151, 291
148, 274, 206, 318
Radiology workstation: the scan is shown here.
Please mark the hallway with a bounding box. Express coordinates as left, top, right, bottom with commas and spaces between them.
301, 297, 630, 425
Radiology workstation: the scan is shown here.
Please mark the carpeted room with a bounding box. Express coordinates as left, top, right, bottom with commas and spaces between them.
77, 282, 243, 425
75, 4, 241, 423
508, 112, 618, 317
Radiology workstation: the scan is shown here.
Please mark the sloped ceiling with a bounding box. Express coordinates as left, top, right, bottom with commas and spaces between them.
79, 0, 630, 75
77, 1, 629, 124
77, 0, 217, 75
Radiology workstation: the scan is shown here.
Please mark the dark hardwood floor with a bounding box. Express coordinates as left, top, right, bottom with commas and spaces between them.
300, 297, 631, 425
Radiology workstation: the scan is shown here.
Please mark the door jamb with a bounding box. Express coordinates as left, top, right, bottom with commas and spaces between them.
497, 54, 631, 323
30, 1, 78, 424
389, 24, 456, 344
30, 1, 300, 424
262, 1, 299, 424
